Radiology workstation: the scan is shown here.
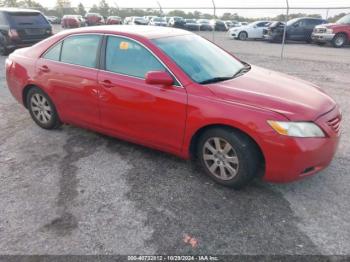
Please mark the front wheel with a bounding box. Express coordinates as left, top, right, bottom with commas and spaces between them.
197, 128, 262, 189
238, 31, 248, 41
27, 87, 62, 130
332, 33, 347, 48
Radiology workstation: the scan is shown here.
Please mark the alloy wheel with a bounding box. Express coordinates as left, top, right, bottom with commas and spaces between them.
202, 137, 239, 180
30, 93, 52, 124
334, 35, 345, 47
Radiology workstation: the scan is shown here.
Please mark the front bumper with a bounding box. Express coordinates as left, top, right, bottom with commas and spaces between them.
311, 33, 335, 43
262, 106, 341, 183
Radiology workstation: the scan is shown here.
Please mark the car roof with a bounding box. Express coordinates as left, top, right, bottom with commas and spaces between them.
0, 7, 41, 13
58, 25, 192, 39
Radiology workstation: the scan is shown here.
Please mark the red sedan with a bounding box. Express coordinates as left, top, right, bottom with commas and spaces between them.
106, 16, 122, 25
5, 26, 341, 188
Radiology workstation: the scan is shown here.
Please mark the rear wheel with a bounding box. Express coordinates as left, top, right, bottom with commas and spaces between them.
238, 31, 248, 41
0, 43, 8, 56
332, 33, 347, 48
26, 87, 62, 130
197, 128, 262, 189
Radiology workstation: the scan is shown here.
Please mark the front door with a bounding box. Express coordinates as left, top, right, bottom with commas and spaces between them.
98, 35, 187, 152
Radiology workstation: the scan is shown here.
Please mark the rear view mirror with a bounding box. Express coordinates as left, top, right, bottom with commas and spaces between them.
145, 71, 174, 86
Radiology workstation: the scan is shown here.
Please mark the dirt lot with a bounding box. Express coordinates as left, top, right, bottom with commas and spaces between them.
0, 29, 349, 255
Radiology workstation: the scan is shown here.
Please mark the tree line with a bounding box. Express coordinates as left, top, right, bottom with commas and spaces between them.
0, 0, 346, 23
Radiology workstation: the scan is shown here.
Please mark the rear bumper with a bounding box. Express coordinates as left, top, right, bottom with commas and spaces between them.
262, 106, 341, 183
5, 37, 50, 49
311, 33, 335, 43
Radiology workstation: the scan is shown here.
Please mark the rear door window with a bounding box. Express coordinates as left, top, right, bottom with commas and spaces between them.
7, 12, 49, 26
60, 34, 102, 68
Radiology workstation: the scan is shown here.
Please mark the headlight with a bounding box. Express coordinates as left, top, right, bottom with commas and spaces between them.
267, 121, 325, 137
326, 28, 333, 34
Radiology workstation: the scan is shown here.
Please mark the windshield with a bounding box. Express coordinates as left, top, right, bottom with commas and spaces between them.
186, 19, 196, 23
153, 35, 245, 84
336, 14, 350, 24
286, 18, 300, 26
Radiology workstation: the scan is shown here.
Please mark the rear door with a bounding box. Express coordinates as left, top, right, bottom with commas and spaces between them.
36, 34, 102, 127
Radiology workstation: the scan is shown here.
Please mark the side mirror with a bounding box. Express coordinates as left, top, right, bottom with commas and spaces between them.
145, 71, 174, 86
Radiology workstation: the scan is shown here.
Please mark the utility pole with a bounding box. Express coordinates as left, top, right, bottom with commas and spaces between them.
281, 0, 289, 60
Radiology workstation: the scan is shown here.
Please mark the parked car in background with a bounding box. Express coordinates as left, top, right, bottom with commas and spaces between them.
61, 15, 80, 28
239, 22, 248, 26
231, 21, 241, 27
129, 16, 148, 25
149, 17, 167, 26
0, 8, 52, 55
76, 15, 86, 27
210, 20, 228, 31
45, 16, 60, 24
106, 16, 122, 25
312, 13, 350, 48
184, 19, 200, 31
168, 16, 185, 28
144, 16, 157, 23
197, 19, 212, 31
224, 20, 234, 29
6, 26, 341, 188
263, 21, 285, 42
85, 13, 104, 26
265, 17, 327, 43
228, 21, 271, 40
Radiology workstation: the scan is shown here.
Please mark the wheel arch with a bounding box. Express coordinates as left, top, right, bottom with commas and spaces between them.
188, 123, 265, 175
239, 30, 248, 38
22, 84, 38, 108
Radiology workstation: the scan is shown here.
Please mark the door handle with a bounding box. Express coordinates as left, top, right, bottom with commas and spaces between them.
100, 79, 114, 88
39, 65, 50, 73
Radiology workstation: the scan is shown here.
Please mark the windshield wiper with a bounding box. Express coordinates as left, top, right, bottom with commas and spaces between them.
199, 76, 235, 85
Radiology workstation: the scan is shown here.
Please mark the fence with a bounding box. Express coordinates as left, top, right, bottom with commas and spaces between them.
86, 0, 350, 59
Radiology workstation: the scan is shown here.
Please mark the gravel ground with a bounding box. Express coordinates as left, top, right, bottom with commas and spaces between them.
0, 29, 349, 255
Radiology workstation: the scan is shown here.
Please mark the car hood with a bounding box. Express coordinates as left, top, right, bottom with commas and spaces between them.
206, 66, 336, 121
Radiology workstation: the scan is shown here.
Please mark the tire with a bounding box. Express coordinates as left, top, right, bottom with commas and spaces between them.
332, 33, 347, 48
197, 128, 262, 189
238, 31, 248, 41
0, 42, 9, 56
26, 87, 62, 130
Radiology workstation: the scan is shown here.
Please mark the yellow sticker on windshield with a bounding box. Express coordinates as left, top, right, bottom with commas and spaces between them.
120, 41, 129, 50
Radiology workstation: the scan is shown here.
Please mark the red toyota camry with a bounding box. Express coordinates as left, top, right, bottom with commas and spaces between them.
5, 26, 341, 188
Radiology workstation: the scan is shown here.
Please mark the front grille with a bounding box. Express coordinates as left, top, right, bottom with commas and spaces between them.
327, 116, 341, 134
314, 28, 326, 34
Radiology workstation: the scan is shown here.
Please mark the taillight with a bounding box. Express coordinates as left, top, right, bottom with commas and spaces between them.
8, 29, 19, 39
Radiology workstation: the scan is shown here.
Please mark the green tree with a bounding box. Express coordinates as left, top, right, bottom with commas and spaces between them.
77, 2, 86, 16
98, 0, 109, 17
0, 0, 19, 7
328, 12, 347, 22
89, 4, 99, 13
22, 0, 47, 12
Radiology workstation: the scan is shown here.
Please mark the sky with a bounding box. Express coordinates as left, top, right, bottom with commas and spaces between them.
36, 0, 350, 18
